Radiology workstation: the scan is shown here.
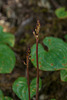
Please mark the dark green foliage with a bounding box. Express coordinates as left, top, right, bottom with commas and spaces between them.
12, 77, 42, 100
0, 90, 13, 100
31, 37, 67, 82
0, 26, 16, 73
0, 90, 4, 100
4, 97, 13, 100
64, 34, 67, 40
31, 37, 67, 71
0, 26, 15, 47
60, 70, 67, 81
55, 7, 67, 19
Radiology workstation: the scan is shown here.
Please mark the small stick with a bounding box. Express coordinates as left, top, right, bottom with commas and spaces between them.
26, 47, 31, 100
33, 20, 40, 100
49, 0, 60, 9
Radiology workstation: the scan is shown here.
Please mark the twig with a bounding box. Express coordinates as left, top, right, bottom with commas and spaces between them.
33, 20, 40, 100
26, 47, 31, 100
49, 0, 60, 9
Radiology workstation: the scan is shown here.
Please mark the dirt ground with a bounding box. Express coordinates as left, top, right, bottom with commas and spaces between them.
0, 0, 67, 100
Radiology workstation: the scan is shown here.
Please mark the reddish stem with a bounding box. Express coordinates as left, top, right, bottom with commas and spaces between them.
36, 38, 39, 100
26, 51, 30, 100
33, 20, 40, 100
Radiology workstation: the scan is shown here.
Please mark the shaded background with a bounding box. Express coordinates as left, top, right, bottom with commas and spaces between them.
0, 0, 67, 100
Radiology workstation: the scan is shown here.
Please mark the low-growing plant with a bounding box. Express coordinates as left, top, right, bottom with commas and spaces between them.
0, 26, 16, 73
0, 25, 42, 100
55, 7, 67, 19
1, 19, 67, 100
31, 36, 67, 82
12, 21, 56, 100
12, 20, 42, 100
12, 77, 42, 100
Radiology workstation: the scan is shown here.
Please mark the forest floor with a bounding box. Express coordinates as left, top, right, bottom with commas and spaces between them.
0, 0, 67, 100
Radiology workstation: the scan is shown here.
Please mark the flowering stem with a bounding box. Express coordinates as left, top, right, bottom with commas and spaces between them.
33, 20, 40, 100
36, 38, 39, 100
26, 47, 30, 100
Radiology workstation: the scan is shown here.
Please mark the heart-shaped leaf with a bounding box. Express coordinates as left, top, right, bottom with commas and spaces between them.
60, 70, 67, 81
0, 26, 15, 47
0, 44, 16, 73
4, 97, 13, 100
31, 37, 67, 71
55, 7, 67, 19
0, 90, 4, 100
12, 77, 42, 100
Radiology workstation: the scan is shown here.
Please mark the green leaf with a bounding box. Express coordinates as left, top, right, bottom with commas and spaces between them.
0, 90, 4, 100
12, 77, 42, 100
0, 44, 16, 73
51, 99, 56, 100
4, 97, 13, 100
55, 7, 67, 19
64, 34, 67, 40
0, 90, 13, 100
30, 77, 42, 97
0, 32, 15, 47
0, 26, 3, 33
0, 26, 15, 47
60, 70, 67, 81
31, 37, 67, 71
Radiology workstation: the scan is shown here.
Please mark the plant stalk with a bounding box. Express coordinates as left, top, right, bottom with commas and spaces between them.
33, 20, 40, 100
26, 49, 30, 100
36, 38, 39, 100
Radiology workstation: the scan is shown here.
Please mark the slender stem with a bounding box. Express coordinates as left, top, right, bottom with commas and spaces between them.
49, 0, 60, 8
26, 51, 30, 100
33, 20, 40, 100
36, 38, 39, 100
